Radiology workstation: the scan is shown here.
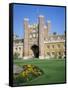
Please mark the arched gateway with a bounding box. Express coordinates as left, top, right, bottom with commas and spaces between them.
31, 45, 39, 58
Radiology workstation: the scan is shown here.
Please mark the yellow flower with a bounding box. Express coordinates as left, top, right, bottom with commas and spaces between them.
27, 64, 32, 68
22, 71, 26, 77
25, 70, 30, 75
28, 67, 33, 72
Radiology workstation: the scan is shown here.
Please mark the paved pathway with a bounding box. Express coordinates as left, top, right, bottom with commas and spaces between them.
13, 64, 23, 74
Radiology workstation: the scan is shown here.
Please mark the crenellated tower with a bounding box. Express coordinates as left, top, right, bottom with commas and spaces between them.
23, 15, 51, 59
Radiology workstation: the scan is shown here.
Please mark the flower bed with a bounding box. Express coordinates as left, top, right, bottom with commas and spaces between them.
13, 64, 44, 85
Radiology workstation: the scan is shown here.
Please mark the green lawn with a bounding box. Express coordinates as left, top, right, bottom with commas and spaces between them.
14, 58, 66, 86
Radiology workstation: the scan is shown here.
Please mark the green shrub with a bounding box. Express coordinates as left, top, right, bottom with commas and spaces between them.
13, 52, 19, 59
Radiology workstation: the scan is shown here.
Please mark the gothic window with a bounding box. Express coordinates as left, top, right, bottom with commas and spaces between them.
47, 45, 50, 48
52, 45, 54, 48
52, 52, 55, 55
19, 47, 21, 50
57, 44, 60, 48
15, 40, 19, 43
15, 48, 17, 50
58, 52, 61, 55
47, 52, 50, 56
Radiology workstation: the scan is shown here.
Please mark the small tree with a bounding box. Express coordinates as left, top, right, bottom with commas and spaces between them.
13, 52, 19, 59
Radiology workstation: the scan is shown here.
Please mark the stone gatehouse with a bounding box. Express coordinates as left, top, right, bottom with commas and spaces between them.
13, 15, 65, 59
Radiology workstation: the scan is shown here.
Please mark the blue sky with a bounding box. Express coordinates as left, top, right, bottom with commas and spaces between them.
13, 4, 65, 38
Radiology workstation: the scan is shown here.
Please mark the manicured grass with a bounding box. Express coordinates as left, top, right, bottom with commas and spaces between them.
14, 58, 66, 85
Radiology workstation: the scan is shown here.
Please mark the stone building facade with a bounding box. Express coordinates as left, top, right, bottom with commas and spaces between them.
13, 15, 65, 59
